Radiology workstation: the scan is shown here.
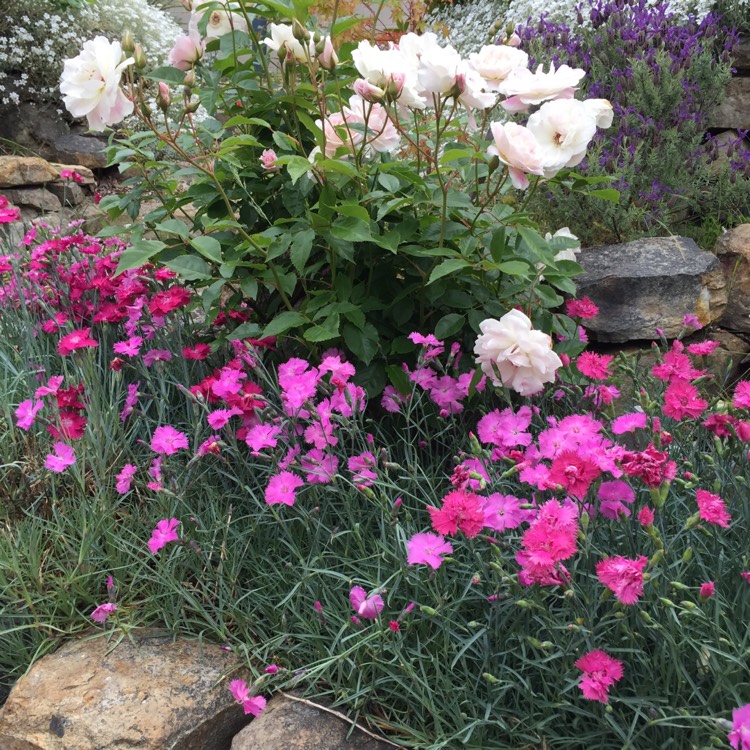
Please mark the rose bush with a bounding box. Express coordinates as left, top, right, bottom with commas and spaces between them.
78, 2, 614, 393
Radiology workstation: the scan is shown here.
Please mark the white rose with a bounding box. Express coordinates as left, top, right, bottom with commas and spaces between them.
351, 40, 425, 110
455, 61, 497, 111
473, 310, 562, 396
546, 227, 581, 263
262, 23, 313, 64
417, 42, 462, 96
526, 98, 599, 176
583, 98, 614, 128
497, 63, 585, 112
60, 36, 134, 132
189, 6, 249, 41
469, 45, 529, 91
487, 121, 545, 189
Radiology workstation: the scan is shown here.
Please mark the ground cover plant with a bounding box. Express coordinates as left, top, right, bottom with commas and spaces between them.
1, 1, 750, 747
0, 209, 749, 748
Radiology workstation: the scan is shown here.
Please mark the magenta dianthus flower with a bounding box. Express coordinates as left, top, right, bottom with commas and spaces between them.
265, 470, 303, 506
349, 585, 384, 620
406, 532, 453, 569
696, 489, 731, 528
148, 518, 180, 554
575, 649, 623, 703
596, 555, 648, 605
151, 425, 189, 455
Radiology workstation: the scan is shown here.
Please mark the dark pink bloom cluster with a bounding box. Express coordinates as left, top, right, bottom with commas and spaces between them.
574, 649, 624, 703
428, 489, 486, 538
0, 195, 21, 224
517, 500, 578, 586
695, 489, 731, 528
596, 555, 648, 605
619, 444, 677, 488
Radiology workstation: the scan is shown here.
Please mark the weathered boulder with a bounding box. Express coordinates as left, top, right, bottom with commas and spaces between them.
576, 237, 726, 343
0, 630, 250, 750
231, 694, 393, 750
46, 182, 87, 207
0, 103, 70, 161
3, 188, 62, 212
54, 135, 108, 170
713, 77, 750, 130
49, 163, 96, 185
734, 34, 750, 69
0, 157, 59, 188
713, 224, 750, 332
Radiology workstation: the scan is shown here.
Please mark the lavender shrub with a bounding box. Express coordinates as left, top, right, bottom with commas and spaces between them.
517, 0, 750, 246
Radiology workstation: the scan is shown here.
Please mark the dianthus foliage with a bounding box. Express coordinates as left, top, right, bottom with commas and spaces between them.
0, 0, 180, 108
517, 0, 750, 246
0, 216, 749, 748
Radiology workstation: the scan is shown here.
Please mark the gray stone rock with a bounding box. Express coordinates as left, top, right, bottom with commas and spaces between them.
231, 694, 393, 750
0, 157, 59, 188
576, 237, 726, 343
713, 77, 750, 130
0, 102, 70, 161
713, 224, 750, 332
54, 135, 108, 170
3, 188, 62, 212
734, 34, 750, 69
49, 163, 96, 185
0, 630, 250, 750
46, 182, 86, 206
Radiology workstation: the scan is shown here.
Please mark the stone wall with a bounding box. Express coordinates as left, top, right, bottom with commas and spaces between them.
713, 33, 750, 131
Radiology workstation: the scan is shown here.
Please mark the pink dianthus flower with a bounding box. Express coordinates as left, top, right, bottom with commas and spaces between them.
147, 518, 180, 554
576, 351, 613, 380
663, 379, 707, 421
349, 585, 384, 619
406, 532, 453, 569
428, 489, 485, 538
265, 470, 303, 506
596, 555, 648, 605
696, 488, 731, 528
575, 649, 623, 703
151, 425, 189, 455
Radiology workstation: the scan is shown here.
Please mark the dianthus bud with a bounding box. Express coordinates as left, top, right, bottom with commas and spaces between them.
121, 30, 135, 55
134, 43, 147, 69
156, 82, 171, 111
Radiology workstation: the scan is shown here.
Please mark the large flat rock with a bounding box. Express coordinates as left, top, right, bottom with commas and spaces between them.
576, 236, 726, 342
0, 156, 59, 188
231, 694, 393, 750
0, 630, 250, 750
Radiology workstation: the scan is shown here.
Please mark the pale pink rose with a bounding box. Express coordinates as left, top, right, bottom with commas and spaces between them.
497, 63, 585, 112
345, 95, 400, 153
189, 5, 248, 41
474, 310, 562, 396
351, 39, 423, 109
260, 148, 279, 172
168, 32, 204, 71
488, 121, 545, 189
318, 111, 364, 158
353, 78, 386, 103
262, 22, 313, 63
469, 45, 529, 91
527, 98, 607, 176
60, 37, 134, 131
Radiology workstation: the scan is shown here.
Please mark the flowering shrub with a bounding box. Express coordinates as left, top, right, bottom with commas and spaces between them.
0, 0, 180, 108
517, 0, 750, 245
92, 5, 614, 392
1, 219, 749, 747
